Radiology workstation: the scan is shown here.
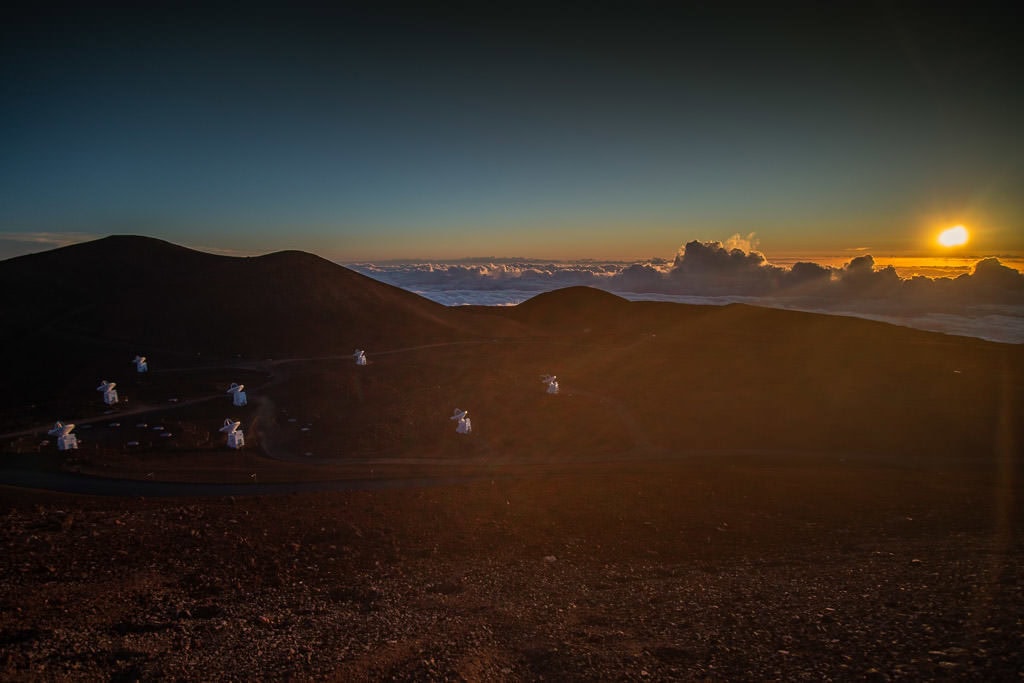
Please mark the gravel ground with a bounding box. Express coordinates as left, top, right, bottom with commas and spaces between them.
1, 457, 1021, 681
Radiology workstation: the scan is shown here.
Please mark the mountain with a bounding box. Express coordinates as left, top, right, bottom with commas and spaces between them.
505, 286, 714, 335
490, 285, 1022, 457
1, 238, 1020, 461
0, 235, 515, 360
0, 235, 533, 407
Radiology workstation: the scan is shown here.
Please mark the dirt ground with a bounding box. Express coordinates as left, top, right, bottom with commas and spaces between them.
1, 453, 1021, 681
1, 283, 1022, 680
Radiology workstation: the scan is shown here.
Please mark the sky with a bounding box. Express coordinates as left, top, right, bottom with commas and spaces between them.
1, 2, 1021, 263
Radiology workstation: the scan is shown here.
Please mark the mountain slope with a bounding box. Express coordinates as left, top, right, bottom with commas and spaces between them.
0, 236, 519, 363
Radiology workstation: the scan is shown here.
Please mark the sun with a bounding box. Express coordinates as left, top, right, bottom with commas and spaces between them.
937, 225, 969, 247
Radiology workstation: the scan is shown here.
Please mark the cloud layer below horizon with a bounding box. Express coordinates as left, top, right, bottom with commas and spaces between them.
350, 240, 1024, 344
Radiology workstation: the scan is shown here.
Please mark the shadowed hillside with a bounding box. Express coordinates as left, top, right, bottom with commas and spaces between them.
0, 236, 527, 402
489, 287, 1024, 458
0, 236, 514, 357
1, 242, 1020, 463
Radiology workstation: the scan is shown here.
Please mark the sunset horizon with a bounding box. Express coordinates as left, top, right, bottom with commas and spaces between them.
1, 0, 1022, 667
2, 229, 1021, 272
2, 3, 1021, 272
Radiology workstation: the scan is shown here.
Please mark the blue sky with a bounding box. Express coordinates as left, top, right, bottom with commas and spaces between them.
1, 3, 1021, 261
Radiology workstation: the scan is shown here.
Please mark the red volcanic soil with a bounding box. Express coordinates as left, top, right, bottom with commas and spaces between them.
1, 239, 1022, 679
1, 458, 1021, 680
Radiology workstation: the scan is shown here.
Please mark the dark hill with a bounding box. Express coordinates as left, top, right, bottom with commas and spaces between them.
505, 286, 633, 332
3, 247, 1021, 461
499, 286, 715, 335
0, 235, 514, 362
485, 286, 1023, 456
516, 285, 628, 314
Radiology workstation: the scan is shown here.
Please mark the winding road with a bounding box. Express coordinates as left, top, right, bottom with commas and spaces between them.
1, 339, 658, 496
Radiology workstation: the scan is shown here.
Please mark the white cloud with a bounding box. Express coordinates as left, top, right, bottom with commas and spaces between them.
411, 289, 535, 307
350, 261, 622, 292
348, 240, 1024, 344
783, 306, 1024, 345
723, 232, 760, 253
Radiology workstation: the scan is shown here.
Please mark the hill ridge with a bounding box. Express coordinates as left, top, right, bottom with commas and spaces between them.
0, 235, 494, 361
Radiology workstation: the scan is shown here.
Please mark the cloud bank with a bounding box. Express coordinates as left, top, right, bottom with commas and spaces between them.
349, 240, 1024, 344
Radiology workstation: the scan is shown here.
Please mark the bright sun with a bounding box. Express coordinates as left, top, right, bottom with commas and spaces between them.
938, 225, 969, 247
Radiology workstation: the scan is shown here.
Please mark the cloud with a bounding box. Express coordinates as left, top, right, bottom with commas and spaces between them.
958, 258, 1024, 300
349, 239, 1024, 344
723, 232, 760, 253
666, 240, 778, 295
787, 307, 1024, 345
783, 261, 832, 289
408, 289, 534, 307
835, 254, 902, 297
350, 261, 618, 292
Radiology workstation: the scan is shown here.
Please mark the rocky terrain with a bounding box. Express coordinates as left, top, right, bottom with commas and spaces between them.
2, 456, 1021, 681
1, 237, 1021, 680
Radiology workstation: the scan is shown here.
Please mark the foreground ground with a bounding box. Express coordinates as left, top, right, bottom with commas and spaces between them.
1, 279, 1021, 680
1, 453, 1020, 681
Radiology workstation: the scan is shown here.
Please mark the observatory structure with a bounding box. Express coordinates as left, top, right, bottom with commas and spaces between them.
133, 355, 148, 373
96, 380, 119, 405
353, 349, 367, 366
48, 421, 78, 451
219, 418, 245, 449
541, 374, 560, 394
227, 383, 247, 407
451, 408, 472, 435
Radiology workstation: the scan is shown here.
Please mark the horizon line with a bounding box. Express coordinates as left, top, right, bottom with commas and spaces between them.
1, 232, 1022, 268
